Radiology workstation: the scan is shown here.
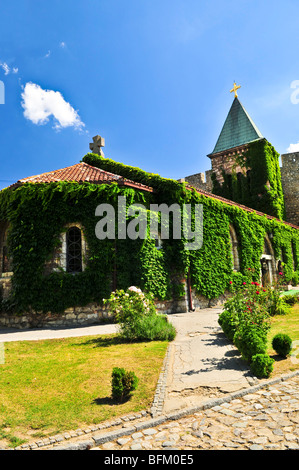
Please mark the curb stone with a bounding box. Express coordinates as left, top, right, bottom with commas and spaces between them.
16, 369, 299, 451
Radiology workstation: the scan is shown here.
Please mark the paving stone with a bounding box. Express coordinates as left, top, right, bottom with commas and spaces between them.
19, 372, 299, 452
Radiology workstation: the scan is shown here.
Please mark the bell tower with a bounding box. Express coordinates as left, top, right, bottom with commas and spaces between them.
207, 83, 264, 185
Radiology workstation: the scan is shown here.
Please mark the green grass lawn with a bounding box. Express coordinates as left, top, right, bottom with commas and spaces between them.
0, 334, 168, 448
267, 303, 299, 376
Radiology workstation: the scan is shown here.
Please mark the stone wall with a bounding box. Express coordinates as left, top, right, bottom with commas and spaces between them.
0, 303, 113, 330
181, 169, 213, 192
208, 145, 248, 184
0, 288, 226, 330
281, 152, 299, 226
0, 295, 190, 330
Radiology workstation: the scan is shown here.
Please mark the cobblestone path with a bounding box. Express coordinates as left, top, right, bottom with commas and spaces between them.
91, 374, 299, 451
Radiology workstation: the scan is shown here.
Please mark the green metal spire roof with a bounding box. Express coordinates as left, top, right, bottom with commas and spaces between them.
210, 97, 263, 155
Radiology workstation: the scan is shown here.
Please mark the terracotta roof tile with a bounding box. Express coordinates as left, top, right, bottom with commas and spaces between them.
5, 162, 298, 230
186, 184, 299, 230
10, 162, 153, 192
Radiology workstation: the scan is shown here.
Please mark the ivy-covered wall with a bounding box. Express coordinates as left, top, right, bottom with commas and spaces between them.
82, 152, 298, 290
0, 151, 298, 316
211, 139, 286, 221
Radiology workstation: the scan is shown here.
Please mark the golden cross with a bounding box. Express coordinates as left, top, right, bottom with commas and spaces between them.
230, 82, 241, 97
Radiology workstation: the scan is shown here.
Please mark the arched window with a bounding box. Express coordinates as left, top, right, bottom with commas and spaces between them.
66, 226, 82, 273
229, 225, 240, 271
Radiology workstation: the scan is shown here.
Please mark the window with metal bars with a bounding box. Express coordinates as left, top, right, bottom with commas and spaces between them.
66, 226, 82, 273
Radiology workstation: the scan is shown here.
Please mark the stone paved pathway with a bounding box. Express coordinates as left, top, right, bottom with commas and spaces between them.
7, 307, 299, 451
90, 374, 299, 451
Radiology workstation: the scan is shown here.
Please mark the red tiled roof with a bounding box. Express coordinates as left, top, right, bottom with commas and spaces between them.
5, 162, 298, 230
10, 162, 153, 192
185, 184, 299, 230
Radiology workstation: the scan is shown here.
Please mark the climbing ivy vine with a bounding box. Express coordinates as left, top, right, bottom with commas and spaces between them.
211, 138, 286, 221
0, 150, 298, 315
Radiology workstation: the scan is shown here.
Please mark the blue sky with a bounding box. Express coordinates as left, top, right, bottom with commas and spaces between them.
1, 0, 299, 190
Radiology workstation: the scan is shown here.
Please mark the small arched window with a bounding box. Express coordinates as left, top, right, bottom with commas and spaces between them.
66, 226, 82, 273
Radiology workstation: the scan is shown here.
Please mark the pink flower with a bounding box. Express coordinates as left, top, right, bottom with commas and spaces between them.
243, 282, 246, 285
279, 272, 283, 276
229, 281, 233, 284
256, 291, 260, 294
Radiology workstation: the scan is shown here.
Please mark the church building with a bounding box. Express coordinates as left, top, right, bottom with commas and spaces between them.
0, 85, 298, 328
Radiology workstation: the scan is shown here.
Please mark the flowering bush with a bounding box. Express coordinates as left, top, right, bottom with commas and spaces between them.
218, 269, 294, 378
104, 286, 176, 341
220, 277, 271, 341
104, 286, 156, 323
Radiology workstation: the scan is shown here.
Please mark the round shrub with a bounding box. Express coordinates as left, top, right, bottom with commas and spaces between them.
250, 353, 274, 378
272, 333, 292, 357
233, 325, 267, 362
111, 367, 138, 402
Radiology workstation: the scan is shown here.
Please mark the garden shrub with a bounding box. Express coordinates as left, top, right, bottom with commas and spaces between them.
272, 333, 292, 357
283, 293, 299, 306
233, 325, 267, 362
127, 313, 176, 341
111, 367, 138, 402
250, 353, 274, 378
268, 295, 291, 316
218, 310, 238, 341
104, 286, 176, 341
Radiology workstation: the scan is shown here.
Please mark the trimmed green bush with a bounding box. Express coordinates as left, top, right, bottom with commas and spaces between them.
111, 367, 138, 402
127, 313, 176, 342
250, 353, 274, 378
233, 326, 267, 362
272, 333, 292, 357
218, 310, 238, 341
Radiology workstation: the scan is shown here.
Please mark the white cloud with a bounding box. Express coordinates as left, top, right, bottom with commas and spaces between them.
21, 82, 85, 131
44, 50, 51, 58
287, 142, 299, 153
0, 62, 19, 75
59, 41, 66, 48
0, 62, 10, 75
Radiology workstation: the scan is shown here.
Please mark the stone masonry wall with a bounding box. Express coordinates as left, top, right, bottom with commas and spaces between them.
182, 170, 213, 192
281, 152, 299, 226
0, 296, 189, 330
209, 146, 248, 184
